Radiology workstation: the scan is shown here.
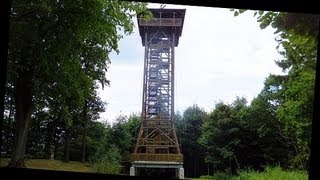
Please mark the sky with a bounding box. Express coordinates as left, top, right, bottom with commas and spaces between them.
98, 3, 284, 124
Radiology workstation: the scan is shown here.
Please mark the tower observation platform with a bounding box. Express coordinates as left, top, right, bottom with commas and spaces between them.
130, 8, 186, 179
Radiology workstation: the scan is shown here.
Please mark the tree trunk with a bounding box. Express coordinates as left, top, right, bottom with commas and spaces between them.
8, 70, 33, 167
81, 100, 88, 162
45, 122, 53, 159
64, 127, 71, 162
49, 145, 55, 160
81, 139, 86, 162
194, 157, 197, 178
45, 115, 59, 160
6, 101, 14, 153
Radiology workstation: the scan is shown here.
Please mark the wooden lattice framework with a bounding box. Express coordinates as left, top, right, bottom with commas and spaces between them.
131, 8, 186, 163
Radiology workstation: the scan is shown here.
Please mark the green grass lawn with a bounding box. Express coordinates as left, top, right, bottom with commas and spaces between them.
0, 158, 95, 173
198, 166, 307, 180
1, 159, 307, 179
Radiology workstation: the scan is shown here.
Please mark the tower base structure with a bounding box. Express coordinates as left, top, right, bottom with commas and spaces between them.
130, 161, 184, 179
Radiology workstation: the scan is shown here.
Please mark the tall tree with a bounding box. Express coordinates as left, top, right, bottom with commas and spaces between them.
7, 0, 148, 167
236, 94, 291, 169
110, 115, 132, 155
199, 97, 266, 174
200, 102, 241, 174
80, 94, 105, 162
233, 9, 319, 169
177, 105, 207, 178
125, 114, 141, 153
256, 12, 318, 169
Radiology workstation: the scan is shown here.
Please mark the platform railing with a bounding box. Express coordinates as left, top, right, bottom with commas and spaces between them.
139, 18, 182, 27
130, 153, 183, 162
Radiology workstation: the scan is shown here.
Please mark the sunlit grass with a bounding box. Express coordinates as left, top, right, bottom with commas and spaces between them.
0, 158, 95, 173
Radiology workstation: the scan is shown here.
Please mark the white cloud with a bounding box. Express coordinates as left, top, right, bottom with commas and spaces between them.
99, 3, 284, 123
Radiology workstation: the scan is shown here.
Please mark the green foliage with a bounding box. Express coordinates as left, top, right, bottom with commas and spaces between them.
199, 166, 307, 180
5, 0, 149, 166
230, 9, 246, 17
199, 100, 245, 174
200, 172, 233, 180
236, 166, 307, 180
110, 115, 132, 155
176, 105, 207, 177
88, 122, 122, 174
125, 114, 141, 152
91, 145, 122, 174
243, 94, 291, 167
231, 8, 319, 170
199, 95, 292, 173
256, 12, 318, 169
84, 121, 112, 161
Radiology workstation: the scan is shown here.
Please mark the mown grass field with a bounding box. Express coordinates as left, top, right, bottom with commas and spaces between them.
0, 158, 95, 173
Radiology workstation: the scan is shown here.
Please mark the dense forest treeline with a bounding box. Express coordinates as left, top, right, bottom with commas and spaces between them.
1, 0, 319, 177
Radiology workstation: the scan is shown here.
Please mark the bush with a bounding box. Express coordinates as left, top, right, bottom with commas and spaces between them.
90, 144, 122, 174
92, 160, 121, 174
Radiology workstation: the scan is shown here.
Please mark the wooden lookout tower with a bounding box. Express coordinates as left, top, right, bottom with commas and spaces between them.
130, 8, 186, 179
